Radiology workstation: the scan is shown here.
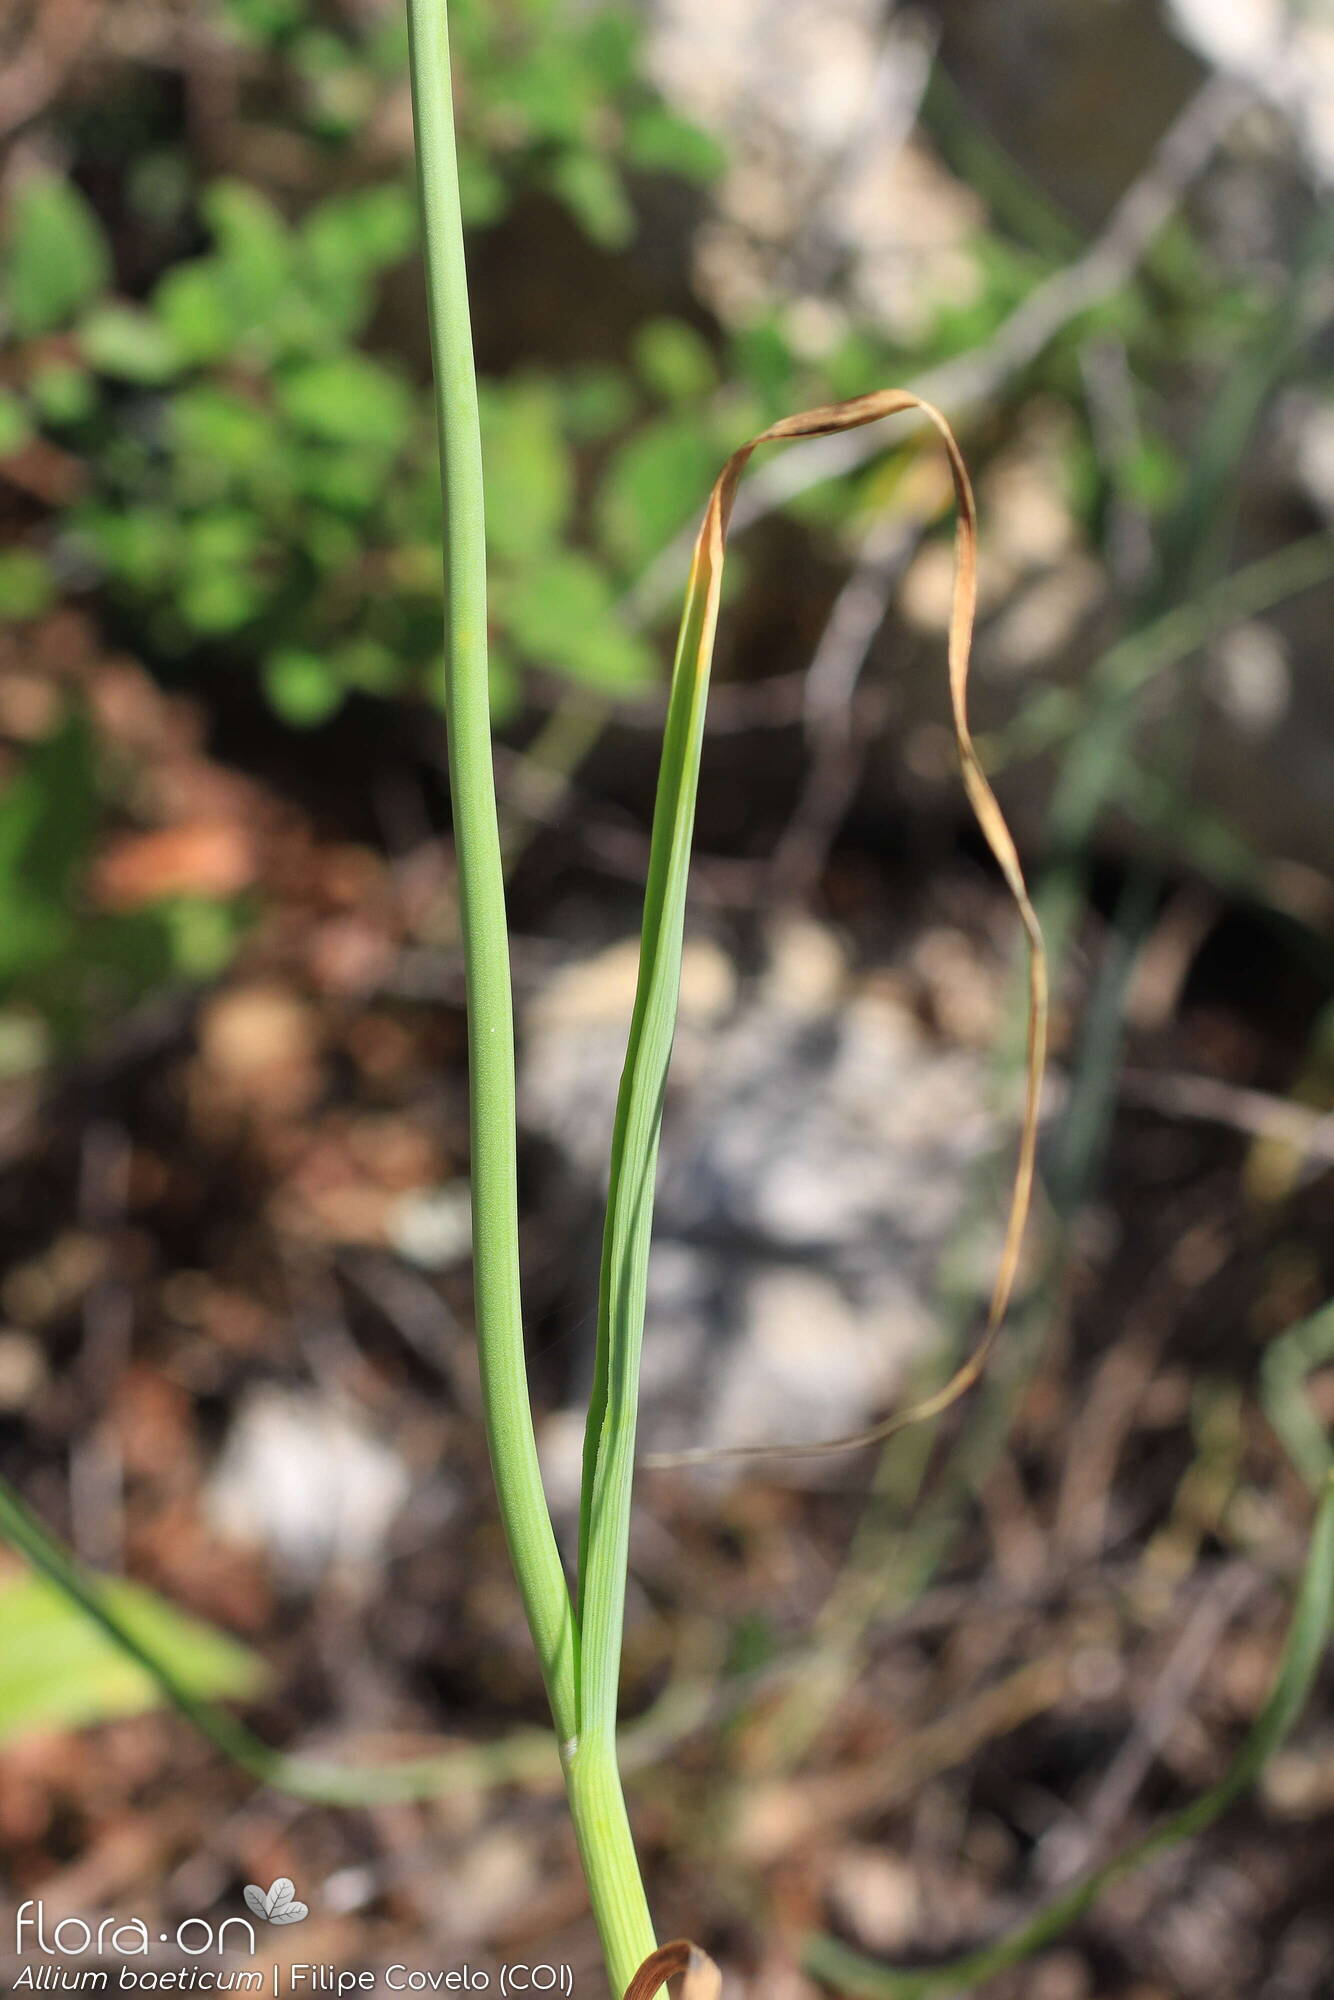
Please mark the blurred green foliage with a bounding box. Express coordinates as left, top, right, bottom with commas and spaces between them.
0, 712, 243, 1063
0, 0, 1222, 736
0, 1562, 265, 1746
0, 0, 743, 737
0, 0, 743, 1050
0, 0, 1303, 1059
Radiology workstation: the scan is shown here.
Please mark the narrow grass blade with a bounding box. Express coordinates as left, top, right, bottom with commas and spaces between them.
596, 392, 1046, 1513
570, 389, 1043, 1993
804, 1471, 1334, 1997
0, 1562, 262, 1744
0, 1478, 290, 1785
1262, 1299, 1334, 1492
0, 1475, 555, 1803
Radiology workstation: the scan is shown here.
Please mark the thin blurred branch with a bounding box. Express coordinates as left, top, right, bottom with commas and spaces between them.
486, 68, 1248, 883
1119, 1067, 1334, 1172
627, 74, 1249, 623
70, 1118, 133, 1571
767, 514, 920, 902
1035, 1561, 1260, 1886
1080, 334, 1156, 594
783, 9, 938, 296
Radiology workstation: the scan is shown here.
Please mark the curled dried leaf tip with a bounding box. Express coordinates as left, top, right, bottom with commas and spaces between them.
646, 390, 1049, 1471
624, 1938, 723, 2000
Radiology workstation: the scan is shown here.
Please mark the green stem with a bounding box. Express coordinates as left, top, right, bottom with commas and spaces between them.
404, 9, 655, 1990
405, 0, 573, 1741
564, 1736, 661, 1997
0, 1470, 713, 1810
0, 1477, 552, 1805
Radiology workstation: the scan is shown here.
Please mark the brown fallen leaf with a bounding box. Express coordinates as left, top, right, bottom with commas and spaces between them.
94, 820, 258, 907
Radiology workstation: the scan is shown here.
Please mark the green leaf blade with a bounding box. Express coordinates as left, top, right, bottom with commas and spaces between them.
6, 175, 112, 337
0, 1568, 265, 1747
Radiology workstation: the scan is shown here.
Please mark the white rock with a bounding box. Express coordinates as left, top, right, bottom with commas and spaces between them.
1207, 621, 1292, 738
1168, 0, 1334, 182
642, 0, 980, 338
206, 1388, 411, 1586
389, 1180, 473, 1270
522, 922, 1013, 1475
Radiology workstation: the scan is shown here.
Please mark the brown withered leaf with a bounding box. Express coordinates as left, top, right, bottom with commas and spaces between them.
624, 1939, 723, 2000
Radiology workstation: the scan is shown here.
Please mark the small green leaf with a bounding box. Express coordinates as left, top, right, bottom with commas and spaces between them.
457, 153, 508, 227
301, 187, 416, 337
160, 898, 247, 981
292, 28, 377, 138
178, 519, 267, 632
77, 506, 179, 590
294, 443, 392, 512
497, 41, 595, 148
624, 106, 725, 182
30, 362, 96, 427
183, 509, 264, 570
595, 414, 715, 568
560, 366, 636, 441
503, 551, 655, 692
152, 260, 237, 364
0, 1566, 264, 1746
203, 181, 293, 329
480, 379, 574, 561
546, 152, 634, 250
277, 353, 412, 448
6, 174, 111, 336
221, 0, 308, 44
0, 389, 33, 456
1122, 435, 1185, 513
633, 319, 718, 405
171, 385, 275, 473
578, 10, 640, 92
298, 510, 360, 570
0, 551, 54, 621
732, 317, 795, 405
0, 713, 99, 965
179, 570, 264, 634
303, 184, 416, 281
79, 304, 183, 384
263, 646, 345, 726
825, 328, 893, 402
334, 636, 399, 694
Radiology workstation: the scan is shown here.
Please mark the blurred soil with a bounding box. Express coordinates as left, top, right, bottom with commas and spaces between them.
0, 607, 1332, 1998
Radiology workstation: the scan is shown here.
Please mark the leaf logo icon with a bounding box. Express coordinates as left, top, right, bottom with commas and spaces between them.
243, 1878, 309, 1925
